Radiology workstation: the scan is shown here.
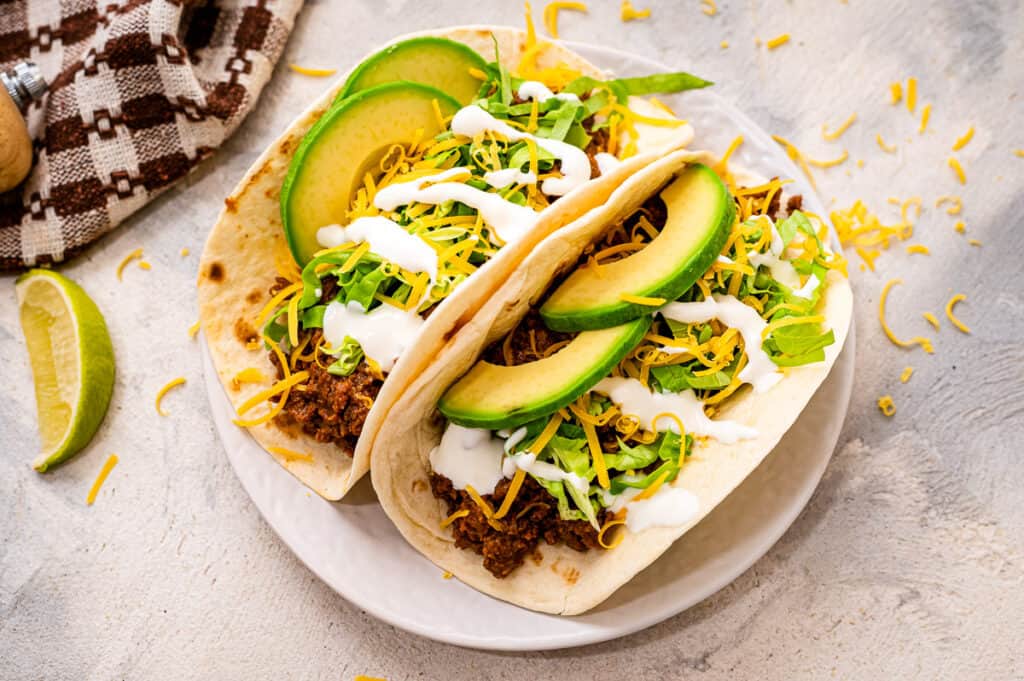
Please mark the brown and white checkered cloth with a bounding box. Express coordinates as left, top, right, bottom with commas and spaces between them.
0, 0, 302, 269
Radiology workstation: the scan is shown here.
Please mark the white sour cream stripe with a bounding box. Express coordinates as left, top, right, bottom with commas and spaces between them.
321, 300, 424, 373
593, 152, 622, 176
316, 216, 437, 288
373, 167, 539, 246
594, 377, 758, 444
661, 295, 783, 393
516, 80, 581, 104
429, 425, 505, 494
450, 105, 592, 197
483, 168, 537, 189
746, 215, 816, 297
502, 451, 589, 495
624, 485, 700, 532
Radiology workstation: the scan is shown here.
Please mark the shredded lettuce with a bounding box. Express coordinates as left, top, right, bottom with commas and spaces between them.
562, 71, 712, 97
327, 336, 364, 376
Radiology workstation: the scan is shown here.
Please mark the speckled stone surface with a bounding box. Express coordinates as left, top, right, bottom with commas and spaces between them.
2, 1, 1022, 678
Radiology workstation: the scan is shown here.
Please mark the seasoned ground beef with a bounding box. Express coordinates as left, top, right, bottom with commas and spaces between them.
432, 473, 610, 578
266, 275, 383, 453
482, 310, 573, 366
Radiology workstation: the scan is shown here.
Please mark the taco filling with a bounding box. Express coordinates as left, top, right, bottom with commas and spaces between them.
241, 37, 710, 451
428, 164, 848, 578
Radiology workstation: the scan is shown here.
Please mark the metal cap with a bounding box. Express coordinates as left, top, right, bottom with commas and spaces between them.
2, 61, 47, 111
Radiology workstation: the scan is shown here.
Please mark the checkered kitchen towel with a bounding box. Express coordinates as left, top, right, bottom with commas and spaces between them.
0, 0, 302, 269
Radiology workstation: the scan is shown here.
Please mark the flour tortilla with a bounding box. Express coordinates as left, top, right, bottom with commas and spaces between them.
370, 148, 854, 615
197, 27, 694, 500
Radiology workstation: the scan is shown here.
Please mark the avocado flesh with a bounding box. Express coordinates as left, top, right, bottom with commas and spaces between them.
439, 316, 651, 430
337, 37, 486, 106
281, 82, 460, 264
540, 164, 735, 332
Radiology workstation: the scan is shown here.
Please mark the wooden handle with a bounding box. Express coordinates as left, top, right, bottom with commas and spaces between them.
0, 90, 32, 193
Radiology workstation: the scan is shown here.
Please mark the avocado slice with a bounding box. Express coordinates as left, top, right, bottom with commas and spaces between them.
337, 37, 486, 106
439, 316, 651, 430
540, 164, 735, 332
281, 82, 460, 264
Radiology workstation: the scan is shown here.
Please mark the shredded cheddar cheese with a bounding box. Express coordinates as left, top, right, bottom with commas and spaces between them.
231, 368, 265, 390
442, 571, 454, 580
919, 104, 932, 133
968, 238, 982, 247
935, 195, 962, 215
831, 200, 909, 270
954, 220, 966, 234
137, 260, 151, 271
1015, 150, 1024, 158
582, 416, 610, 489
905, 244, 930, 255
944, 294, 971, 333
621, 0, 651, 21
598, 516, 627, 549
922, 312, 941, 330
440, 509, 470, 529
494, 469, 527, 519
900, 366, 914, 383
155, 377, 186, 416
180, 247, 190, 257
187, 320, 200, 338
267, 446, 314, 463
876, 134, 897, 153
766, 33, 790, 49
86, 454, 119, 506
879, 279, 934, 353
620, 293, 667, 307
289, 64, 336, 77
116, 248, 144, 280
701, 0, 717, 16
877, 395, 896, 417
720, 40, 729, 49
464, 484, 503, 531
543, 1, 588, 38
953, 126, 975, 151
822, 113, 857, 141
906, 77, 917, 113
889, 82, 902, 105
948, 157, 966, 184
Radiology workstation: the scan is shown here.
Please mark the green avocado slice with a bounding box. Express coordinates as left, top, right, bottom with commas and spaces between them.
281, 82, 460, 264
439, 316, 651, 430
337, 37, 486, 106
540, 164, 735, 332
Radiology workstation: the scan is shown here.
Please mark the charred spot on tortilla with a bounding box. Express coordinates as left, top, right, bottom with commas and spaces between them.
223, 196, 238, 213
412, 479, 428, 493
246, 289, 263, 304
530, 550, 544, 566
207, 261, 225, 282
234, 318, 258, 345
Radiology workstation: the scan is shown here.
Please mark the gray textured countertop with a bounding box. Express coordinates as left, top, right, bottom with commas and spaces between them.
2, 1, 1022, 678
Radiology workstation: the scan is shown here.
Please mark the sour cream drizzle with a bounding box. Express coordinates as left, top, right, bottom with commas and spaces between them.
746, 215, 811, 296
483, 168, 537, 189
373, 167, 539, 245
594, 152, 622, 176
502, 451, 589, 495
316, 216, 437, 288
450, 105, 592, 197
661, 295, 783, 393
623, 485, 700, 532
516, 81, 581, 104
429, 424, 505, 494
321, 300, 423, 373
594, 377, 758, 444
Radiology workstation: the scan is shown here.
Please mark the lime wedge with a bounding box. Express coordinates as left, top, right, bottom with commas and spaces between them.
15, 269, 115, 472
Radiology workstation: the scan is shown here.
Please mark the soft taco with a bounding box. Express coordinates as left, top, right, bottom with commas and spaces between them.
370, 148, 853, 614
197, 26, 712, 500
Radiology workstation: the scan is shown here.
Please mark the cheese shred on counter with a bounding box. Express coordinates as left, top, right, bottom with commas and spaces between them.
877, 395, 896, 417
620, 0, 651, 21
86, 454, 119, 506
543, 1, 588, 38
944, 294, 971, 334
879, 279, 934, 353
155, 377, 186, 416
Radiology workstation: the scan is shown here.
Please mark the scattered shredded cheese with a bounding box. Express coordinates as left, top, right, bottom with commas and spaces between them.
620, 293, 667, 307
137, 260, 152, 271
954, 220, 966, 234
879, 279, 934, 353
948, 157, 966, 184
86, 454, 119, 506
179, 247, 189, 257
822, 113, 857, 141
720, 40, 729, 49
598, 516, 627, 549
919, 104, 931, 133
267, 446, 314, 463
1015, 150, 1024, 158
944, 294, 971, 334
906, 77, 917, 113
230, 368, 265, 390
494, 469, 527, 519
701, 0, 717, 16
620, 0, 651, 20
440, 509, 470, 529
831, 200, 910, 269
116, 248, 144, 280
889, 82, 902, 105
766, 33, 791, 49
582, 416, 610, 489
900, 366, 914, 383
187, 320, 200, 338
442, 571, 454, 580
935, 195, 962, 215
543, 1, 588, 38
288, 64, 336, 77
877, 395, 896, 417
952, 126, 975, 151
155, 377, 186, 416
922, 312, 941, 330
876, 134, 897, 153
905, 244, 930, 255
968, 238, 982, 247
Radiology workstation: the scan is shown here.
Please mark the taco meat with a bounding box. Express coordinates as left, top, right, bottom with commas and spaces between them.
431, 473, 610, 578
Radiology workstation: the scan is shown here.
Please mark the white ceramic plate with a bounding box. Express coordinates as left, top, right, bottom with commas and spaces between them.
202, 42, 855, 651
